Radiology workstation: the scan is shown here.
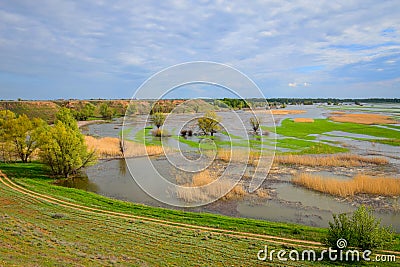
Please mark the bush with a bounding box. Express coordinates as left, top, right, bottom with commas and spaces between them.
325, 205, 393, 250
198, 111, 221, 136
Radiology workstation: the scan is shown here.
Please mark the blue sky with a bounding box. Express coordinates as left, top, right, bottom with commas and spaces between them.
0, 0, 399, 99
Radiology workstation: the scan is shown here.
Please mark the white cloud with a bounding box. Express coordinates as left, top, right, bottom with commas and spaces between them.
0, 0, 399, 99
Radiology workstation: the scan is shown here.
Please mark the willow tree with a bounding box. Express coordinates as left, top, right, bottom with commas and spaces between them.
249, 116, 260, 135
198, 111, 221, 136
38, 108, 96, 177
151, 112, 166, 129
0, 110, 45, 163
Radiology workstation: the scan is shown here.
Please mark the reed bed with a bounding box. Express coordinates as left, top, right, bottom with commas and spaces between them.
176, 170, 246, 202
85, 136, 164, 159
270, 109, 306, 115
85, 136, 122, 158
293, 118, 314, 123
255, 188, 270, 199
275, 154, 388, 167
246, 109, 306, 115
329, 113, 398, 124
330, 111, 346, 115
293, 172, 400, 197
217, 149, 260, 165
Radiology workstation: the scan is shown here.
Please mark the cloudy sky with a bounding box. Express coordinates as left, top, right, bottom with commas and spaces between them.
0, 0, 399, 99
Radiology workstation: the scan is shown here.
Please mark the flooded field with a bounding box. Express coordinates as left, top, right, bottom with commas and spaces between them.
71, 104, 400, 230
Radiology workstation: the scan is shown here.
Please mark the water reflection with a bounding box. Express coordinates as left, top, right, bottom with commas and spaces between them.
57, 172, 99, 193
55, 158, 400, 232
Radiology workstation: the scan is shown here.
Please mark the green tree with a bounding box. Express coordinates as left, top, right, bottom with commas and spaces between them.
249, 116, 260, 134
0, 110, 45, 163
38, 109, 96, 177
198, 111, 221, 136
99, 103, 115, 120
325, 205, 393, 250
0, 110, 17, 162
73, 103, 96, 121
151, 112, 165, 129
126, 102, 137, 116
57, 107, 79, 129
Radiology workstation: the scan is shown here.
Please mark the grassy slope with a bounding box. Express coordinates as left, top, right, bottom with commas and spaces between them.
1, 163, 399, 266
0, 101, 60, 123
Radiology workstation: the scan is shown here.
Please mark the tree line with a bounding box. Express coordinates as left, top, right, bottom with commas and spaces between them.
0, 108, 96, 177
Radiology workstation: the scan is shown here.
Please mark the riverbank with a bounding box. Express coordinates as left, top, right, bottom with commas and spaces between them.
1, 162, 399, 266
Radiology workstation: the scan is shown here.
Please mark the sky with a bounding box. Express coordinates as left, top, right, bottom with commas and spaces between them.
0, 0, 399, 100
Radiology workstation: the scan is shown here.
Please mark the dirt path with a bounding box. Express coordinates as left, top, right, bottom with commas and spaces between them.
1, 170, 399, 257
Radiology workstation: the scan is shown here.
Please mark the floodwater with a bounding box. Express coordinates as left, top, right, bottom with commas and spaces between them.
64, 104, 400, 231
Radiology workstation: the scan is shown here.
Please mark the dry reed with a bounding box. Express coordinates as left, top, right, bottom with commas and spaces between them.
176, 170, 247, 202
217, 149, 260, 165
85, 136, 164, 159
293, 173, 400, 197
85, 136, 122, 158
293, 118, 314, 123
275, 154, 388, 167
330, 113, 398, 124
270, 109, 306, 115
255, 188, 270, 198
191, 170, 216, 186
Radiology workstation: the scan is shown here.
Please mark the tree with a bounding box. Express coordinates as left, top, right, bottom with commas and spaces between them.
73, 103, 95, 121
325, 205, 393, 250
249, 116, 260, 134
0, 110, 17, 162
99, 103, 115, 120
38, 109, 96, 177
126, 102, 137, 116
0, 110, 45, 163
198, 111, 221, 136
151, 112, 166, 129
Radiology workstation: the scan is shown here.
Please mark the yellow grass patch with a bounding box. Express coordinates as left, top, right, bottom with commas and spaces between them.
192, 170, 215, 186
293, 118, 314, 123
330, 113, 398, 124
255, 189, 270, 199
176, 170, 247, 202
85, 136, 164, 159
275, 154, 388, 167
85, 136, 122, 158
293, 173, 400, 197
270, 109, 306, 115
217, 149, 260, 165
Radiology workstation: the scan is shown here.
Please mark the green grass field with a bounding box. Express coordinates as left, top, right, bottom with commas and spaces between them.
1, 163, 399, 266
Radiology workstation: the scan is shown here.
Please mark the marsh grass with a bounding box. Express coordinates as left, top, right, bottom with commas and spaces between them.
216, 149, 260, 165
85, 136, 164, 158
293, 173, 400, 197
255, 188, 270, 198
270, 109, 306, 115
293, 118, 314, 123
330, 113, 398, 125
85, 136, 122, 158
275, 154, 388, 167
176, 170, 246, 202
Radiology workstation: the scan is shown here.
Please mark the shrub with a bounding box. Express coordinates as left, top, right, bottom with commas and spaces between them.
180, 130, 187, 137
249, 117, 260, 134
151, 112, 166, 129
198, 111, 221, 136
325, 206, 393, 250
